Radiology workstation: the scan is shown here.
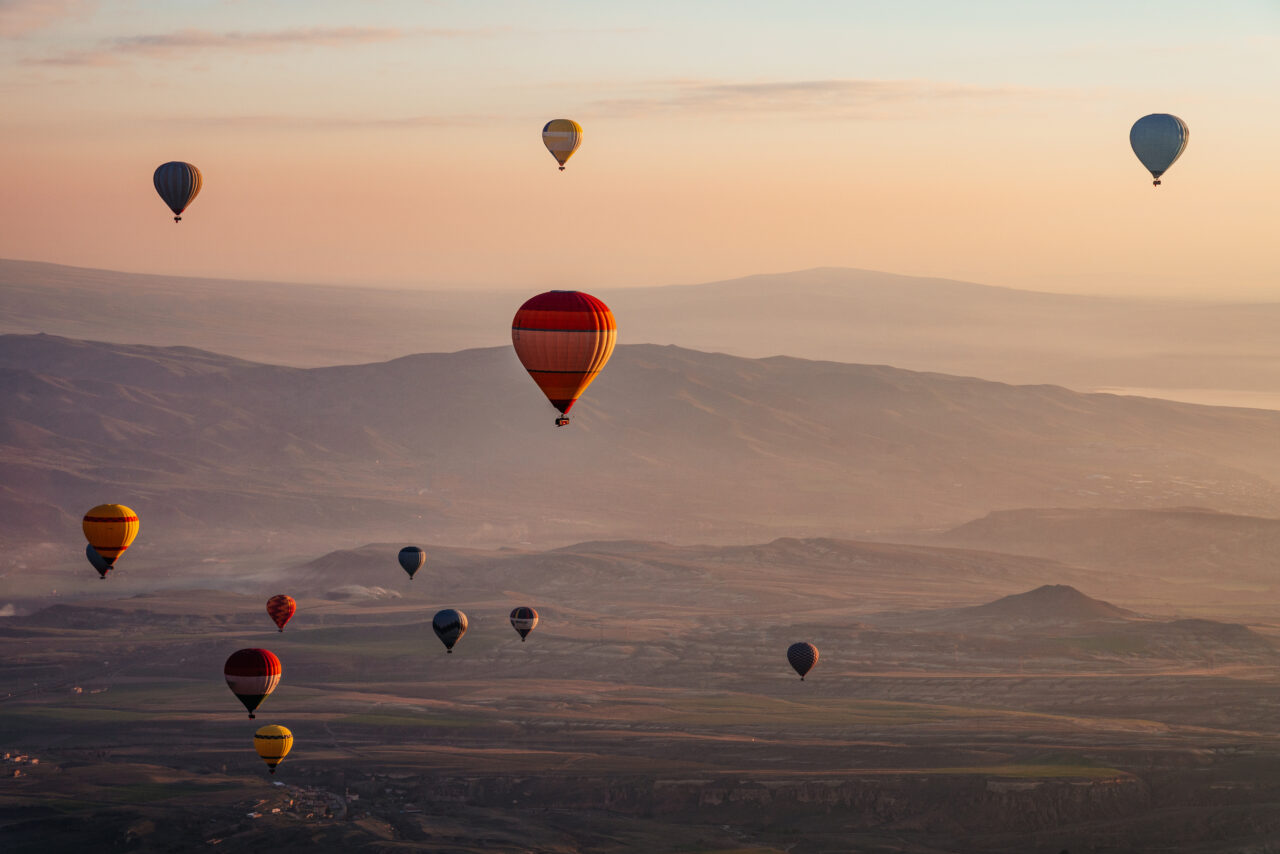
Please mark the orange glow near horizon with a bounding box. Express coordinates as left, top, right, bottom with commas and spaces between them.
1, 2, 1277, 297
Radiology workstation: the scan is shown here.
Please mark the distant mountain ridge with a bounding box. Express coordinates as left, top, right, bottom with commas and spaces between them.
7, 258, 1280, 399
924, 507, 1280, 587
863, 583, 1277, 665
4, 334, 1280, 588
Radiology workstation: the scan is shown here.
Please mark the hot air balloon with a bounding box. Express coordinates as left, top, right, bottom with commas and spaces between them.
509, 606, 539, 641
1130, 114, 1188, 186
432, 609, 468, 653
254, 725, 293, 775
787, 642, 818, 681
542, 119, 583, 171
398, 546, 425, 580
153, 161, 202, 221
224, 648, 281, 719
82, 504, 139, 579
85, 544, 112, 579
511, 291, 616, 427
266, 595, 296, 632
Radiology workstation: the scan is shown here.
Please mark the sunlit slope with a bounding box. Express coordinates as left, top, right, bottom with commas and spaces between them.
4, 334, 1280, 559
7, 260, 1280, 399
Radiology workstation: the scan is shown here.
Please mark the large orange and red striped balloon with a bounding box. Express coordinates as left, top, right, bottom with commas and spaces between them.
224, 648, 281, 719
511, 291, 616, 426
82, 504, 139, 578
266, 595, 296, 632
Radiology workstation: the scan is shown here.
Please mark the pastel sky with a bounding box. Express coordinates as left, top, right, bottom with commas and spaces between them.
1, 0, 1277, 296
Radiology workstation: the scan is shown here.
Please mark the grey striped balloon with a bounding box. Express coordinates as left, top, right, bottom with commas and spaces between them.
432, 609, 468, 653
153, 161, 202, 222
787, 642, 818, 681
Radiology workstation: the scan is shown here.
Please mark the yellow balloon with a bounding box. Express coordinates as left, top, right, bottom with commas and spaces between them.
254, 724, 293, 774
82, 504, 139, 567
542, 119, 583, 170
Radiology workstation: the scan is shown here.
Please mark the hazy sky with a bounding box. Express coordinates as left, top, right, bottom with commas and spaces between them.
1, 1, 1277, 296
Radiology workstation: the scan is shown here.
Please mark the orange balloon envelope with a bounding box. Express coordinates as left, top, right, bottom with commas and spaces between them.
511, 291, 616, 426
266, 595, 296, 632
82, 504, 139, 576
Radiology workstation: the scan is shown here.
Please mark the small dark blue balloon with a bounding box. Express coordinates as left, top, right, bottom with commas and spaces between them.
398, 546, 425, 579
85, 543, 112, 578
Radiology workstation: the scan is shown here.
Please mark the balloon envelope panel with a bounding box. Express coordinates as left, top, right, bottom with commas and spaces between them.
224, 648, 282, 715
510, 606, 539, 639
432, 609, 469, 650
85, 543, 112, 578
254, 724, 293, 773
542, 119, 583, 167
511, 291, 616, 414
787, 642, 819, 679
153, 161, 202, 217
1130, 114, 1188, 180
266, 595, 296, 631
398, 546, 425, 578
82, 504, 139, 565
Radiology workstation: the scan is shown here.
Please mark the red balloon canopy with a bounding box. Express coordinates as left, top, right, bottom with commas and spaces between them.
511, 291, 616, 421
266, 594, 296, 632
224, 648, 282, 718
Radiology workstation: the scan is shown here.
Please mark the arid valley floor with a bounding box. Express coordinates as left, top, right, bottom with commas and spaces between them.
6, 536, 1280, 853
6, 264, 1280, 852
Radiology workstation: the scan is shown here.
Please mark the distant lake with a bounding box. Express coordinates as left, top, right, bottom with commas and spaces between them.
1093, 387, 1280, 412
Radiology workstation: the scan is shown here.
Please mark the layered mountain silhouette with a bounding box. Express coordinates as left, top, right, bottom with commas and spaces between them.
4, 334, 1280, 565
7, 259, 1280, 399
865, 584, 1276, 663
927, 507, 1280, 585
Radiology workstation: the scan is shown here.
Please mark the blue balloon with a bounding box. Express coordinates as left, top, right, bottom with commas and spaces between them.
153, 161, 202, 221
432, 609, 468, 653
398, 546, 425, 580
85, 543, 112, 578
1130, 114, 1188, 186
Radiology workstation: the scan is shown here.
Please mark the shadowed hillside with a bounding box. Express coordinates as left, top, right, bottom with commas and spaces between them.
867, 583, 1138, 631
865, 584, 1276, 665
951, 584, 1136, 622
5, 335, 1280, 573
868, 583, 1138, 631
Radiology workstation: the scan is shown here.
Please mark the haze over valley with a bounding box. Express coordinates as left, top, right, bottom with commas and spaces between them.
7, 259, 1280, 408
4, 0, 1280, 849
5, 265, 1280, 850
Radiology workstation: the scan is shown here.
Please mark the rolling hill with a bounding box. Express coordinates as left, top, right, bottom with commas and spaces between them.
926, 508, 1280, 593
944, 583, 1137, 623
863, 583, 1277, 665
5, 334, 1280, 572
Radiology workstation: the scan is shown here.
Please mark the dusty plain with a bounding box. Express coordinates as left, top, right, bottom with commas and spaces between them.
5, 538, 1280, 853
5, 263, 1280, 852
